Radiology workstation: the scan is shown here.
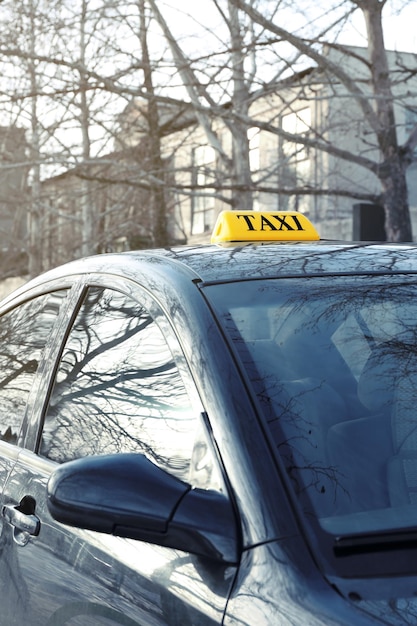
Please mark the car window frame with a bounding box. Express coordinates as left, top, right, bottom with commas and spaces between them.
0, 281, 84, 453
27, 274, 229, 495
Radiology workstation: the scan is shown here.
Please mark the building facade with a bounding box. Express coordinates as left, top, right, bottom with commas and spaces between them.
38, 45, 417, 269
150, 46, 417, 243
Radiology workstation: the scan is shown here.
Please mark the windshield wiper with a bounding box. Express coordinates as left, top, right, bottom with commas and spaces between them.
334, 529, 417, 556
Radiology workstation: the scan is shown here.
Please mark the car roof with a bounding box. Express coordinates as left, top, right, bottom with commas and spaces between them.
151, 241, 417, 282
5, 240, 417, 307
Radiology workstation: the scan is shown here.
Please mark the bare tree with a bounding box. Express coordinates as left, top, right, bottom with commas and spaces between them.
137, 0, 169, 246
78, 0, 94, 257
0, 0, 414, 278
147, 0, 256, 211
135, 0, 416, 241
230, 0, 416, 241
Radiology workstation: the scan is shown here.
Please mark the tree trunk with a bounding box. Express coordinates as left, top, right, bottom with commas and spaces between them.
379, 154, 411, 241
140, 0, 169, 247
79, 0, 95, 256
361, 0, 412, 241
28, 0, 42, 278
228, 0, 253, 211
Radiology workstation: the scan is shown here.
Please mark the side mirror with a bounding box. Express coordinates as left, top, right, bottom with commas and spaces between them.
47, 453, 240, 564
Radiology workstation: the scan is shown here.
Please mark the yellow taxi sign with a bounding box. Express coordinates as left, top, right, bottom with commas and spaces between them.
211, 210, 320, 244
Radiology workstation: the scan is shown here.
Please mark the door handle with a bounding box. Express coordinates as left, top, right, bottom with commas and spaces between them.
2, 496, 40, 545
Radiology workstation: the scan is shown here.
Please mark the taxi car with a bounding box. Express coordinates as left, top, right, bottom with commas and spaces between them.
0, 210, 417, 624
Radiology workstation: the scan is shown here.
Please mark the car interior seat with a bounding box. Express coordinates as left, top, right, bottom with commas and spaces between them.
386, 358, 417, 507
245, 338, 349, 517
278, 327, 360, 418
326, 340, 409, 514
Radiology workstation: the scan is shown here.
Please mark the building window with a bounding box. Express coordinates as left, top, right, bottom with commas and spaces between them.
405, 107, 417, 159
248, 128, 261, 211
248, 127, 260, 172
282, 107, 311, 174
405, 106, 417, 133
191, 145, 216, 235
280, 107, 312, 212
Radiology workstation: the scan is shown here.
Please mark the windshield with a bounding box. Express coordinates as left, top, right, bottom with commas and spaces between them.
205, 276, 417, 546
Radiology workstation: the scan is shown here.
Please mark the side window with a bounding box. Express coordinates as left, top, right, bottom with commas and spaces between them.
0, 291, 68, 444
41, 287, 221, 488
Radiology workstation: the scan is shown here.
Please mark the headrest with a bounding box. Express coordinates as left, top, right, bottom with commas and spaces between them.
357, 341, 410, 412
245, 339, 288, 380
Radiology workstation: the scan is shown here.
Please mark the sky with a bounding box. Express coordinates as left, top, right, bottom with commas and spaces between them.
342, 1, 417, 53
163, 0, 417, 54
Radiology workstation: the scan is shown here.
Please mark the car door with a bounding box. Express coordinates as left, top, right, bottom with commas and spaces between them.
0, 281, 239, 626
0, 288, 71, 623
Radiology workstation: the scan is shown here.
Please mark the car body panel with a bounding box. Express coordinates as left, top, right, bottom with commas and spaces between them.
224, 540, 387, 626
1, 449, 235, 626
1, 240, 417, 623
0, 271, 239, 625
